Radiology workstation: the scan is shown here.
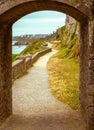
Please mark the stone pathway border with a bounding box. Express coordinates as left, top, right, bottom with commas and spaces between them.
0, 49, 85, 130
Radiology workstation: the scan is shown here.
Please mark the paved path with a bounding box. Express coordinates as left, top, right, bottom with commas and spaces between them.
0, 50, 85, 130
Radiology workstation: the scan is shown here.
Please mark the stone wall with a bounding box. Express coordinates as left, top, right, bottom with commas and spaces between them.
12, 47, 51, 81
0, 0, 94, 129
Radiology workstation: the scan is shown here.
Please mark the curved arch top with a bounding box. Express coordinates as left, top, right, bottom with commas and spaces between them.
0, 0, 93, 25
0, 0, 94, 130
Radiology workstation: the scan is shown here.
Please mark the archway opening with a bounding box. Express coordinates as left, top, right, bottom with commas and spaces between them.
11, 10, 83, 130
12, 10, 79, 110
0, 0, 90, 129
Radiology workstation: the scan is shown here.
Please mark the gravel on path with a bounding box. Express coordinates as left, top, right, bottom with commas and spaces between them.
0, 50, 85, 130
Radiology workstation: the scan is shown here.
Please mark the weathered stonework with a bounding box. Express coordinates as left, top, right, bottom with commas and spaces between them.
12, 48, 51, 81
0, 0, 94, 130
0, 23, 12, 125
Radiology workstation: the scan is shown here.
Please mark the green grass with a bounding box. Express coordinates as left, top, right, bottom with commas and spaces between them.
47, 19, 79, 110
20, 41, 45, 55
12, 54, 18, 62
12, 41, 46, 62
57, 34, 79, 59
47, 54, 79, 110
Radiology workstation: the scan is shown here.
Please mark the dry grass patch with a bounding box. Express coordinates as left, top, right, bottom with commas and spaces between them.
47, 54, 79, 110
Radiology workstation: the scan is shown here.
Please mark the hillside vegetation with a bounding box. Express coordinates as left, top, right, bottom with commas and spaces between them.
47, 17, 79, 109
12, 16, 79, 109
12, 41, 46, 62
51, 21, 79, 59
20, 41, 45, 55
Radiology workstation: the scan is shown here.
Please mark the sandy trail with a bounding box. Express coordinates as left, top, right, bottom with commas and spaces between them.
0, 50, 85, 130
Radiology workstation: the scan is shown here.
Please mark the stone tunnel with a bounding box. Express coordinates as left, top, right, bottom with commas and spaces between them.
0, 0, 94, 129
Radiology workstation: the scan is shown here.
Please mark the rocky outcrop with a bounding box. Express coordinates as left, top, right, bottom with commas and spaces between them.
65, 15, 79, 34
52, 15, 79, 59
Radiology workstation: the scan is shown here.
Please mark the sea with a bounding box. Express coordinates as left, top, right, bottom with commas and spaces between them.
12, 41, 27, 54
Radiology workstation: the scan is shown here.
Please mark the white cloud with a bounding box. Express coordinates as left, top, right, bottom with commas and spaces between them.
13, 11, 66, 36
17, 18, 65, 24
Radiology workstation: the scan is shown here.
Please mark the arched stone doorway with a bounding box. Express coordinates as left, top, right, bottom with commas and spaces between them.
0, 0, 94, 129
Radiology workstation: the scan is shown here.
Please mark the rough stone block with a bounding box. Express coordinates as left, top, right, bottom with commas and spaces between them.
87, 107, 94, 121
87, 85, 94, 96
87, 107, 94, 130
86, 95, 94, 108
88, 70, 94, 84
88, 60, 94, 69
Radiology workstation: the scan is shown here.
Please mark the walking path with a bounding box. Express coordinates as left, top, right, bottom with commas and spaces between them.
0, 49, 85, 130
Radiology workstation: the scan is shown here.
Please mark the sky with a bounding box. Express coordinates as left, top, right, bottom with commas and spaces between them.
13, 11, 66, 36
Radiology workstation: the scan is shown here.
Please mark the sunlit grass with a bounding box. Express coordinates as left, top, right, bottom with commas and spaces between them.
47, 54, 79, 109
12, 54, 18, 62
20, 41, 45, 55
12, 41, 45, 62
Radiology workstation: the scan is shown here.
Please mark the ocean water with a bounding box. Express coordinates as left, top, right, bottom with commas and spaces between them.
12, 45, 27, 54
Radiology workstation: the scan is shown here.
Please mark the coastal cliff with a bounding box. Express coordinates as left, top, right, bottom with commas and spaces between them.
51, 15, 79, 59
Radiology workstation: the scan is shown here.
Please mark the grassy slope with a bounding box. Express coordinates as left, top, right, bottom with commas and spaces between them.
47, 22, 79, 109
20, 41, 45, 55
53, 22, 79, 59
47, 54, 79, 109
12, 41, 45, 62
12, 54, 18, 62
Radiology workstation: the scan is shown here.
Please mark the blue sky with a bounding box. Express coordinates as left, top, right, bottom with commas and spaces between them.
13, 11, 66, 36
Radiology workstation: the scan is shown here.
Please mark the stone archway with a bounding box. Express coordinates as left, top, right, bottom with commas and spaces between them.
0, 0, 94, 129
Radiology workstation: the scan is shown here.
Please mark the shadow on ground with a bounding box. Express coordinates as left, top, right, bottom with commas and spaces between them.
0, 50, 86, 130
0, 110, 85, 130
